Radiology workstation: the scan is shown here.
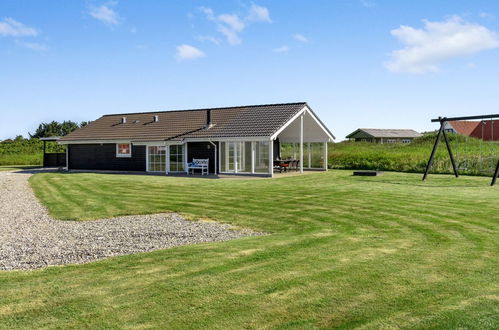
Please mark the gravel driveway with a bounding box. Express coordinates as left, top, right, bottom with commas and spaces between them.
0, 170, 261, 270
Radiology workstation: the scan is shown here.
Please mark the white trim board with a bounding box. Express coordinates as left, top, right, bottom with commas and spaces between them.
270, 107, 307, 140
271, 106, 334, 141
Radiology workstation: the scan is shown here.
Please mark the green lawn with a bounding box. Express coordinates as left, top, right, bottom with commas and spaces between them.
1, 171, 498, 329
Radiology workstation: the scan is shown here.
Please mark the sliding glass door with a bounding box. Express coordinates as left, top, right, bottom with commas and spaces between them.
220, 141, 269, 174
221, 142, 248, 173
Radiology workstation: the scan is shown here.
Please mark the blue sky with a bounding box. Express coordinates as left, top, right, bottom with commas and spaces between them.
1, 0, 499, 140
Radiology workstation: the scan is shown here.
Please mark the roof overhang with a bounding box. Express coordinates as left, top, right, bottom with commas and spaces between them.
58, 139, 134, 145
40, 136, 62, 141
270, 105, 335, 141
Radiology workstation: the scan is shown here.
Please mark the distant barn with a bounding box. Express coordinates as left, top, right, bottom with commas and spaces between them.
346, 128, 422, 144
443, 120, 498, 141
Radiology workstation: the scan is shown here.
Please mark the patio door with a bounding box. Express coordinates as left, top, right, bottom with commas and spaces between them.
147, 146, 166, 172
226, 142, 243, 172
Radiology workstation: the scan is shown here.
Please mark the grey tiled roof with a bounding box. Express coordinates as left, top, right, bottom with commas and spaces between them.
346, 128, 422, 139
60, 103, 310, 142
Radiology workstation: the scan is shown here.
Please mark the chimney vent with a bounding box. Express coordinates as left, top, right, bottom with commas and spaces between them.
121, 117, 127, 124
153, 115, 159, 122
206, 110, 212, 127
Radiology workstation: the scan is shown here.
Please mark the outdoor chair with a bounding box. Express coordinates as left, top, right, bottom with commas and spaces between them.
294, 160, 300, 171
280, 161, 290, 172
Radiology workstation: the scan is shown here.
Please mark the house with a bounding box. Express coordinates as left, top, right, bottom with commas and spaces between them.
345, 128, 422, 144
443, 120, 498, 141
57, 102, 335, 177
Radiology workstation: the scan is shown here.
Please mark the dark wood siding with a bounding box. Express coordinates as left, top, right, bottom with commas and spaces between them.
43, 153, 66, 167
187, 142, 218, 174
68, 144, 146, 171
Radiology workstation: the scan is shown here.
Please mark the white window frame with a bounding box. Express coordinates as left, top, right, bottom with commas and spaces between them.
218, 140, 271, 175
168, 144, 185, 173
146, 145, 166, 172
116, 143, 132, 158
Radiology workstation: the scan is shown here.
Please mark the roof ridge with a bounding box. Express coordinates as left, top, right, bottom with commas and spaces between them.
102, 102, 308, 117
360, 128, 418, 131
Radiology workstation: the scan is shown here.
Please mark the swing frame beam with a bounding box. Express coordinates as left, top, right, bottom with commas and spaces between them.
423, 114, 499, 186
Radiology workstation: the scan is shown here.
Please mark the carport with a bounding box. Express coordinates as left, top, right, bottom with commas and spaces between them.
40, 137, 66, 167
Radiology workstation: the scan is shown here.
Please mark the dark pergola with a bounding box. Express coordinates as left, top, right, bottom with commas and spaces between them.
40, 136, 66, 168
422, 114, 499, 186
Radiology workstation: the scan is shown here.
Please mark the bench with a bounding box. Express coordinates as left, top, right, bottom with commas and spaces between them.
187, 159, 209, 175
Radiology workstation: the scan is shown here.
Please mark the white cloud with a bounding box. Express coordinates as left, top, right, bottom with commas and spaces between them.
175, 44, 205, 61
198, 4, 271, 45
218, 14, 245, 32
386, 16, 499, 73
293, 33, 308, 43
197, 35, 221, 45
88, 2, 121, 26
247, 3, 272, 23
217, 25, 242, 45
273, 45, 289, 53
16, 40, 48, 51
216, 14, 245, 45
0, 18, 38, 37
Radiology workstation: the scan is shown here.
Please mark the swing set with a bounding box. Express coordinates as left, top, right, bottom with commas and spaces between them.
422, 114, 499, 186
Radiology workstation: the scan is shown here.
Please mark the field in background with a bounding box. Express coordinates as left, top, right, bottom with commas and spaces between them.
0, 170, 495, 328
330, 133, 498, 176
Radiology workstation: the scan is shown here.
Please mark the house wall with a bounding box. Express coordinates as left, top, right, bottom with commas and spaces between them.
68, 144, 146, 171
187, 142, 219, 174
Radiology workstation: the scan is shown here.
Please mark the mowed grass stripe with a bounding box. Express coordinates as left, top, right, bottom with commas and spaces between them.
0, 170, 496, 328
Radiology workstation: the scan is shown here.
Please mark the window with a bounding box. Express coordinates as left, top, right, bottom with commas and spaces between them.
219, 141, 270, 174
310, 142, 325, 168
402, 139, 412, 144
243, 141, 252, 172
169, 145, 185, 172
116, 143, 131, 157
220, 142, 226, 172
220, 142, 249, 173
254, 141, 269, 173
386, 139, 396, 144
147, 146, 166, 172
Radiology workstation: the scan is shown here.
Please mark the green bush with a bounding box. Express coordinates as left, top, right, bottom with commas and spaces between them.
0, 138, 64, 166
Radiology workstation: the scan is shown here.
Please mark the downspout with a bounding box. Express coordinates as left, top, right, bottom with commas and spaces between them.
208, 140, 217, 175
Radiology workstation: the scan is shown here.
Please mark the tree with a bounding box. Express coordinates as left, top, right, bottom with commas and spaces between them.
29, 120, 87, 138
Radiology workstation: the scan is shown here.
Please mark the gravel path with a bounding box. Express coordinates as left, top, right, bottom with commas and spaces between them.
0, 170, 261, 270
